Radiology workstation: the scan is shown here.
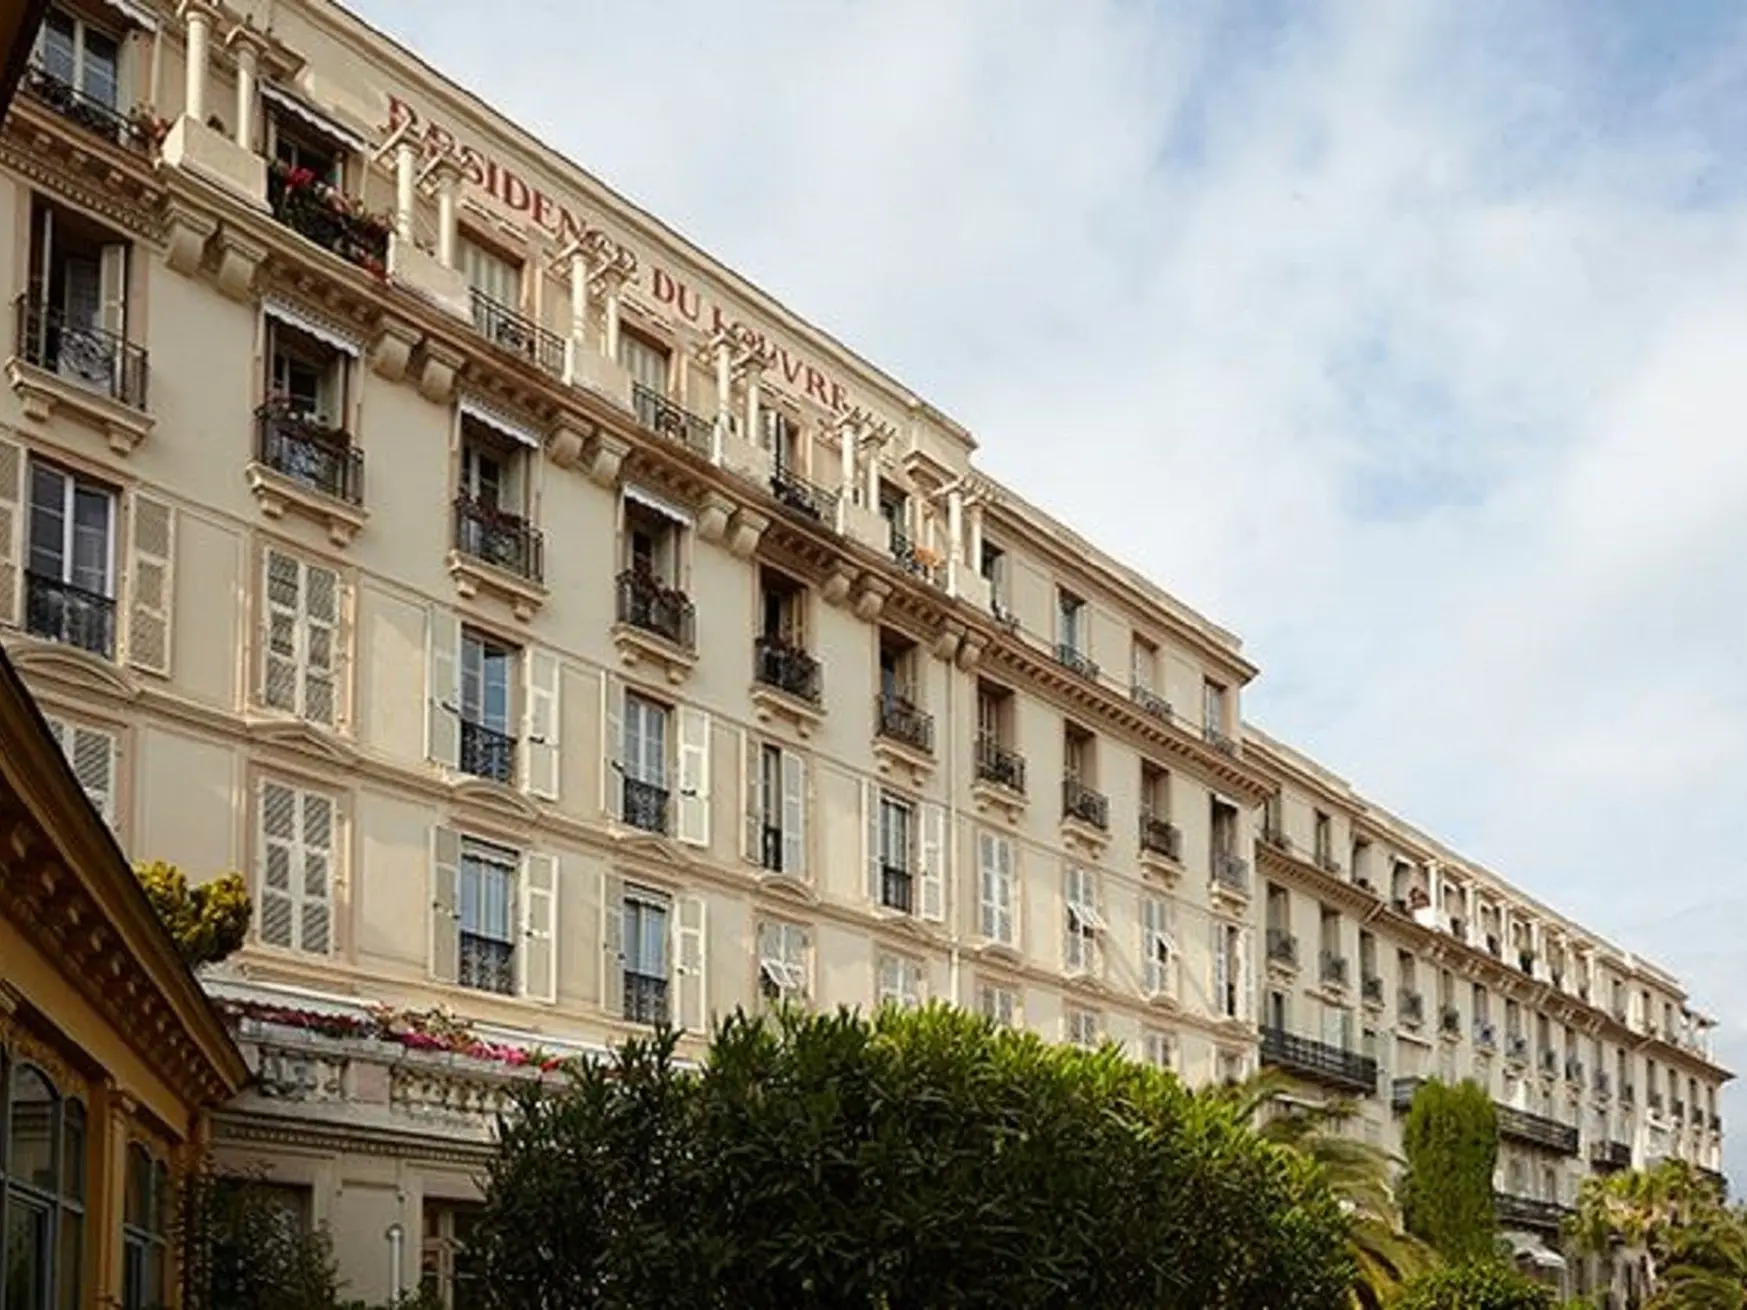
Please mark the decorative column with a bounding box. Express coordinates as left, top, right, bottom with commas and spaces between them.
713, 332, 732, 461
838, 418, 857, 499
564, 248, 590, 386
228, 25, 268, 148
180, 0, 218, 124
967, 497, 985, 571
741, 352, 764, 443
863, 432, 881, 509
433, 156, 461, 267
594, 266, 626, 362
946, 484, 965, 569
393, 139, 417, 244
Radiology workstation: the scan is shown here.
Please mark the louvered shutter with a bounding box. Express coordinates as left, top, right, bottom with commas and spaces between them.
863, 781, 880, 905
259, 781, 298, 948
520, 852, 558, 1002
676, 706, 711, 846
0, 436, 21, 626
299, 789, 334, 953
262, 551, 301, 713
600, 871, 625, 1018
425, 608, 462, 767
70, 725, 116, 827
429, 827, 461, 982
302, 562, 339, 727
674, 894, 707, 1031
599, 673, 624, 817
780, 750, 806, 877
917, 802, 945, 922
740, 731, 761, 863
524, 648, 561, 800
125, 491, 174, 675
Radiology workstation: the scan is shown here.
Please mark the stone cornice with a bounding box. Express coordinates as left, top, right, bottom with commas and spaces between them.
0, 100, 166, 240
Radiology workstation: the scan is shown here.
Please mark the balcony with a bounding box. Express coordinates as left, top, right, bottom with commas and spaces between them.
252, 403, 364, 520
880, 865, 914, 915
1361, 975, 1384, 1006
1391, 1076, 1426, 1114
754, 636, 823, 705
1565, 1059, 1585, 1085
1506, 1034, 1529, 1064
1260, 825, 1293, 854
453, 495, 545, 584
1061, 776, 1109, 831
769, 465, 837, 524
1517, 950, 1536, 976
1648, 1091, 1664, 1114
1398, 990, 1425, 1027
973, 734, 1026, 795
458, 932, 514, 996
1589, 1140, 1631, 1172
1538, 1049, 1559, 1078
875, 695, 935, 755
1496, 1105, 1580, 1156
624, 972, 670, 1026
1474, 1020, 1498, 1052
615, 570, 696, 651
1202, 723, 1238, 756
469, 288, 563, 379
1673, 1100, 1686, 1122
267, 160, 389, 276
1129, 683, 1172, 722
25, 573, 115, 660
1055, 643, 1099, 682
1211, 852, 1250, 897
1440, 1005, 1462, 1038
19, 64, 152, 150
1320, 952, 1349, 988
1493, 1192, 1572, 1235
1259, 1026, 1378, 1096
1621, 1082, 1636, 1106
620, 777, 670, 836
1265, 929, 1299, 969
1139, 813, 1183, 861
1593, 1071, 1612, 1099
14, 292, 149, 410
632, 382, 712, 457
889, 529, 944, 586
459, 719, 515, 786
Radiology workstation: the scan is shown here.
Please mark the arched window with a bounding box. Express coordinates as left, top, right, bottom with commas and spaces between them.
120, 1144, 167, 1310
1, 1060, 84, 1310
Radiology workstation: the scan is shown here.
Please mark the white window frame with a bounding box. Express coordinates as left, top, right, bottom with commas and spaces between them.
1065, 1007, 1102, 1049
977, 984, 1017, 1029
1142, 1029, 1176, 1072
757, 920, 810, 1003
877, 952, 923, 1010
1064, 866, 1102, 973
28, 460, 114, 597
262, 549, 340, 726
1142, 894, 1176, 997
35, 8, 123, 110
457, 838, 518, 995
256, 777, 335, 955
622, 691, 669, 789
977, 831, 1015, 945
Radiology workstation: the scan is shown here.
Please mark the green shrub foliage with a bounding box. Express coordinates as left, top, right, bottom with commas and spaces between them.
1400, 1078, 1500, 1261
1393, 1260, 1558, 1310
471, 1005, 1357, 1308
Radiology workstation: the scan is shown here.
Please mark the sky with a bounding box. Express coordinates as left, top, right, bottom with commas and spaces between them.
345, 0, 1747, 1184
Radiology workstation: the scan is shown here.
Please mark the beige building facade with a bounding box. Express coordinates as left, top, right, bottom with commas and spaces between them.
0, 0, 1726, 1302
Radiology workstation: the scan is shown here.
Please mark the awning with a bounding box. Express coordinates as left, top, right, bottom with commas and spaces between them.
1503, 1231, 1567, 1270
263, 297, 362, 358
624, 484, 692, 527
100, 0, 158, 31
262, 83, 371, 155
458, 395, 541, 450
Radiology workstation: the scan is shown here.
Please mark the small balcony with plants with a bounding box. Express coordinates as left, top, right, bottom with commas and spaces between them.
612, 568, 697, 681
769, 464, 838, 525
267, 160, 390, 278
753, 635, 823, 716
8, 292, 152, 452
875, 693, 935, 758
449, 494, 547, 619
25, 572, 115, 661
247, 400, 366, 545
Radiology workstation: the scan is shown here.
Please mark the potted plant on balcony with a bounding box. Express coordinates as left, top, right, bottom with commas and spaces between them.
267, 159, 391, 278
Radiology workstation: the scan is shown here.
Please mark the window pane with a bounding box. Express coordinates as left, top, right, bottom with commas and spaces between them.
60, 1100, 85, 1201
57, 1208, 81, 1310
28, 466, 67, 580
481, 646, 510, 732
6, 1197, 51, 1310
79, 26, 119, 107
71, 487, 109, 595
38, 11, 75, 84
8, 1065, 59, 1190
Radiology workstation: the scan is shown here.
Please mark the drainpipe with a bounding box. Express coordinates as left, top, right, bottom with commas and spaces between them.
946, 628, 962, 1007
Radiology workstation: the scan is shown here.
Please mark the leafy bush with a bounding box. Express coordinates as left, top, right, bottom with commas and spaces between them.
1400, 1078, 1499, 1261
134, 860, 250, 968
471, 1005, 1356, 1309
1394, 1260, 1557, 1310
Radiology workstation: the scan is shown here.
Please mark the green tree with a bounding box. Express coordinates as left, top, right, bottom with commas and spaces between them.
134, 860, 250, 968
1400, 1078, 1499, 1260
1212, 1071, 1434, 1308
471, 1005, 1357, 1308
1393, 1260, 1557, 1310
1568, 1158, 1747, 1309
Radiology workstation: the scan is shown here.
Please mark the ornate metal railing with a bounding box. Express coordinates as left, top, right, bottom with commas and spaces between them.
1320, 952, 1349, 988
1266, 929, 1298, 967
255, 403, 363, 504
1493, 1191, 1572, 1233
623, 972, 669, 1026
880, 865, 913, 914
25, 572, 115, 659
1139, 813, 1182, 860
1391, 1076, 1426, 1114
459, 932, 514, 996
459, 720, 515, 785
1055, 643, 1099, 681
1202, 723, 1238, 755
1362, 974, 1384, 1005
875, 696, 934, 754
1212, 852, 1250, 896
769, 465, 837, 523
621, 777, 670, 835
889, 529, 943, 585
1259, 1026, 1377, 1096
1441, 1005, 1463, 1037
1129, 683, 1172, 721
20, 64, 148, 149
615, 570, 695, 649
1589, 1140, 1631, 1171
754, 636, 822, 703
974, 734, 1026, 794
469, 288, 563, 379
453, 494, 545, 583
1061, 776, 1109, 830
1474, 1019, 1498, 1051
268, 161, 389, 275
1398, 990, 1425, 1027
632, 382, 712, 456
1495, 1105, 1580, 1156
15, 294, 148, 408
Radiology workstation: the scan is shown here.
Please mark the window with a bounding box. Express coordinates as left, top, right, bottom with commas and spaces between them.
457, 839, 516, 996
751, 741, 806, 875
1141, 894, 1176, 997
120, 1145, 168, 1310
1202, 678, 1228, 738
757, 921, 809, 1005
1359, 930, 1377, 981
757, 568, 805, 645
877, 953, 924, 1009
1065, 1007, 1102, 1049
459, 422, 524, 518
2, 1059, 85, 1310
257, 778, 334, 955
622, 887, 671, 1025
1265, 989, 1289, 1031
1064, 866, 1102, 974
41, 715, 116, 827
1212, 921, 1246, 1020
267, 319, 344, 429
1210, 797, 1238, 857
620, 692, 670, 834
35, 8, 121, 110
877, 629, 918, 708
622, 496, 684, 589
977, 831, 1015, 945
459, 236, 522, 313
1056, 588, 1086, 655
261, 549, 340, 726
980, 541, 1007, 611
1063, 722, 1094, 784
978, 983, 1017, 1028
25, 460, 115, 658
1130, 634, 1159, 691
271, 114, 343, 187
459, 628, 516, 784
1140, 763, 1169, 822
878, 793, 914, 913
24, 200, 135, 405
1217, 1049, 1248, 1084
420, 1200, 483, 1310
1314, 811, 1333, 866
1142, 1030, 1176, 1072
618, 329, 670, 396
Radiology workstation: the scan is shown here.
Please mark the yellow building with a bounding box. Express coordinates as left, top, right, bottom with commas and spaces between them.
0, 644, 246, 1310
0, 0, 1726, 1302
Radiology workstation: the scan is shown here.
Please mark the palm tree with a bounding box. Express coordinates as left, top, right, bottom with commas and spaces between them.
1568, 1158, 1747, 1309
1212, 1070, 1435, 1308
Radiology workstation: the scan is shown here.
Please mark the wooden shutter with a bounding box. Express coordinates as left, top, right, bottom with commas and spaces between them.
125, 491, 174, 675
978, 833, 997, 939
302, 562, 339, 727
520, 852, 557, 1003
524, 647, 561, 800
1212, 922, 1228, 1019
600, 870, 625, 1017
58, 722, 117, 828
425, 607, 461, 767
98, 242, 127, 339
1238, 926, 1254, 1022
299, 790, 334, 954
862, 780, 880, 904
259, 780, 298, 949
429, 826, 461, 983
674, 894, 707, 1032
0, 436, 22, 626
740, 731, 761, 863
917, 802, 945, 922
262, 551, 301, 713
599, 672, 623, 816
676, 706, 711, 847
780, 750, 806, 878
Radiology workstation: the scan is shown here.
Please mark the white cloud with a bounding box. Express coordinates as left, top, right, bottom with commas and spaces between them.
348, 0, 1747, 1177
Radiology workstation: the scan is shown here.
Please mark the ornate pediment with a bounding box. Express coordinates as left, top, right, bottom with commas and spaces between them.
6, 640, 141, 702
449, 776, 541, 826
245, 716, 360, 768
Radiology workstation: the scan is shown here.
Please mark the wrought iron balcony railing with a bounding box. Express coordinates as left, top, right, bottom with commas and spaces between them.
769, 464, 838, 524
1539, 1049, 1559, 1077
25, 572, 115, 659
267, 161, 389, 275
1474, 1020, 1498, 1051
632, 382, 712, 456
974, 734, 1026, 795
1202, 723, 1238, 756
1362, 974, 1384, 1005
1565, 1059, 1585, 1085
880, 864, 913, 914
1139, 813, 1182, 860
1260, 825, 1293, 853
615, 569, 695, 650
624, 972, 670, 1026
1506, 1033, 1529, 1063
453, 494, 545, 583
1593, 1071, 1612, 1098
1440, 1005, 1462, 1036
469, 287, 564, 379
1055, 643, 1099, 681
888, 529, 943, 585
1259, 1026, 1378, 1096
1212, 851, 1250, 896
754, 637, 823, 704
1495, 1105, 1580, 1156
1129, 683, 1172, 722
1265, 929, 1299, 968
458, 931, 515, 995
20, 64, 150, 150
1589, 1140, 1631, 1171
1398, 990, 1425, 1027
621, 777, 670, 835
1493, 1191, 1572, 1233
1061, 776, 1109, 830
1391, 1076, 1427, 1114
255, 404, 363, 504
758, 823, 784, 873
1320, 952, 1349, 988
459, 719, 515, 785
15, 294, 148, 408
875, 695, 934, 754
